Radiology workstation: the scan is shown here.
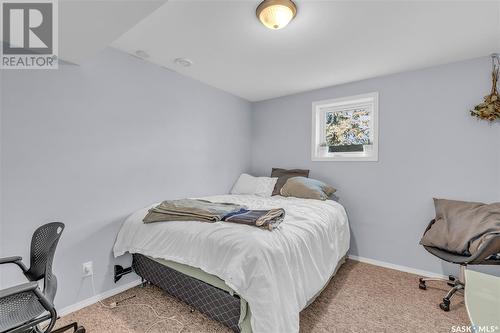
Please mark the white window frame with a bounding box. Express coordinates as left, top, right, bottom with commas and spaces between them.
311, 92, 379, 162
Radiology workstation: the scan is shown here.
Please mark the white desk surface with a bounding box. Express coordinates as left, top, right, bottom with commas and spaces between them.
465, 269, 500, 331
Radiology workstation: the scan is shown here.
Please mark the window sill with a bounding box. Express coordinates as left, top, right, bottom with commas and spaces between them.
311, 152, 378, 162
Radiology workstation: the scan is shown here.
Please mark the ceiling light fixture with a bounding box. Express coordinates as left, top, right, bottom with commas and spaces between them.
256, 0, 297, 30
174, 57, 193, 67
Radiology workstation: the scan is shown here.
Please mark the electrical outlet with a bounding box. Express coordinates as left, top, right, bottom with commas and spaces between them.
82, 261, 93, 277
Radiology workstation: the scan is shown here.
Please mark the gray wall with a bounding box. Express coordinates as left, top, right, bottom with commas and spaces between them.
0, 48, 252, 308
2, 51, 500, 312
251, 57, 500, 276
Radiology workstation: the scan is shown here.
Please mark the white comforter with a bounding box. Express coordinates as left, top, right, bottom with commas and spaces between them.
113, 194, 350, 333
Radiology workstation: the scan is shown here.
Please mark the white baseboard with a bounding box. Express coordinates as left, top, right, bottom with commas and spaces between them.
58, 278, 142, 317
348, 255, 447, 279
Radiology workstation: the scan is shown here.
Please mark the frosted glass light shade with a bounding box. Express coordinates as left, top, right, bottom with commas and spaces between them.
256, 0, 297, 30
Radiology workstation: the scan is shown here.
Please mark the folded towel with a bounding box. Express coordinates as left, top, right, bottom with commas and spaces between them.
223, 208, 285, 230
143, 199, 246, 224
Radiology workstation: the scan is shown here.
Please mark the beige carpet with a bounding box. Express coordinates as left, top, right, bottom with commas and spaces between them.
56, 260, 469, 333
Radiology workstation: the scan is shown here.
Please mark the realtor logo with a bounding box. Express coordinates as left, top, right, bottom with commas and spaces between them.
1, 0, 58, 69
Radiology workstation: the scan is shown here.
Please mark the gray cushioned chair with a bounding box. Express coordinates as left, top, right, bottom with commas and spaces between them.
0, 222, 85, 333
418, 219, 500, 311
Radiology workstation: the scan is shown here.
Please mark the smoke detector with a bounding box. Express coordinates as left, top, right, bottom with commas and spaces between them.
174, 58, 193, 67
135, 50, 149, 58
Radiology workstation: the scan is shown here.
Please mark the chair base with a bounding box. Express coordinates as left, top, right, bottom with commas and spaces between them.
51, 322, 85, 333
418, 265, 466, 312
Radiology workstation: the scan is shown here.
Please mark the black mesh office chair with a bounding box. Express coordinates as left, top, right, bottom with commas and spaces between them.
418, 219, 500, 311
0, 222, 85, 333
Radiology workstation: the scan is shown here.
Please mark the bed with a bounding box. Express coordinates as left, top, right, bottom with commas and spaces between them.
113, 194, 350, 333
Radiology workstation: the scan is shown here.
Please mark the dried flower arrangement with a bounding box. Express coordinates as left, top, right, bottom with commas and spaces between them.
470, 53, 500, 121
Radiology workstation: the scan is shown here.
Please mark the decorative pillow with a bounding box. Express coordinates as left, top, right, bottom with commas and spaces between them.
230, 173, 278, 197
280, 177, 336, 200
271, 168, 310, 196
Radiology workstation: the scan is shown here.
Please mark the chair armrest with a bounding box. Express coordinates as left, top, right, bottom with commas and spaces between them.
0, 256, 28, 272
0, 281, 38, 299
0, 256, 22, 264
32, 287, 56, 312
32, 287, 57, 333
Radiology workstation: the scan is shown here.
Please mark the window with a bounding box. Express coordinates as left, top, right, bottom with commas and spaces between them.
312, 92, 378, 161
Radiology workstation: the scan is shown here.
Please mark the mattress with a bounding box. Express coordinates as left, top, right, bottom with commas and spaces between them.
114, 194, 350, 333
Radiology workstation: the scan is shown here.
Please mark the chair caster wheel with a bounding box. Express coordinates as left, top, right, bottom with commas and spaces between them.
418, 278, 427, 290
447, 275, 457, 287
75, 328, 86, 333
439, 300, 450, 312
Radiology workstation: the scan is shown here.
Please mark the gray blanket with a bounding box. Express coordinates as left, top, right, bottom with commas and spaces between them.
143, 199, 246, 224
420, 198, 500, 255
223, 208, 285, 230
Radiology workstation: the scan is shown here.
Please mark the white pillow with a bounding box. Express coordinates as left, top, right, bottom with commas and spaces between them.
230, 173, 278, 197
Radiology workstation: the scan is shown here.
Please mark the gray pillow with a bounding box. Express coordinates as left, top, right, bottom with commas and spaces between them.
271, 168, 309, 196
280, 177, 336, 201
420, 198, 500, 255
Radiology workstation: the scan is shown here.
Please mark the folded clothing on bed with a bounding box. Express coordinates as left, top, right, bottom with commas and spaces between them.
223, 208, 285, 230
143, 199, 246, 223
143, 199, 285, 230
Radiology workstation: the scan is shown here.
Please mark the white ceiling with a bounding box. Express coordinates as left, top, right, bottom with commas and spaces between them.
112, 0, 500, 101
58, 0, 166, 64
